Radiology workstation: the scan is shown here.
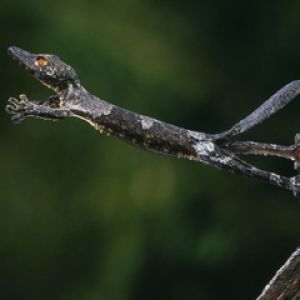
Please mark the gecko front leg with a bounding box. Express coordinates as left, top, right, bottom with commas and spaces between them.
43, 95, 61, 108
6, 94, 71, 124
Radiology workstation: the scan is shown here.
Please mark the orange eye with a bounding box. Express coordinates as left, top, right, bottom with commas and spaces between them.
35, 57, 48, 68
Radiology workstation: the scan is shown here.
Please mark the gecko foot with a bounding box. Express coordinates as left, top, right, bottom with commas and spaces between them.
6, 94, 35, 124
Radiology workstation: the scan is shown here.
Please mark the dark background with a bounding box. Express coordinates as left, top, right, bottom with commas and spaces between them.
0, 0, 300, 299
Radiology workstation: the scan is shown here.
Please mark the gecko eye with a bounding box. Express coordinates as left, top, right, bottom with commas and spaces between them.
35, 56, 48, 68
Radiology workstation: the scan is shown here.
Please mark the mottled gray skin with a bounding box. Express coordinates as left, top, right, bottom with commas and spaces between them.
215, 80, 300, 140
6, 46, 300, 195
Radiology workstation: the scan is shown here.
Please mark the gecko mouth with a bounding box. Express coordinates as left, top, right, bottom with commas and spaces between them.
16, 61, 35, 74
8, 46, 36, 75
8, 46, 27, 62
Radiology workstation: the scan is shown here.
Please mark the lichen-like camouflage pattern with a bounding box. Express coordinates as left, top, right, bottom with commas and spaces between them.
6, 46, 300, 196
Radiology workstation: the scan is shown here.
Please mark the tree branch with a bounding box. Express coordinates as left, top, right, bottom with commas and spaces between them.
257, 248, 300, 300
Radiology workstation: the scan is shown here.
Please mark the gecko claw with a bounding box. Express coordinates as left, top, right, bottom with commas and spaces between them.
6, 94, 34, 124
11, 113, 25, 124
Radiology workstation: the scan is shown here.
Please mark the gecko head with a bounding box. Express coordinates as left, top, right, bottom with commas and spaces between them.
8, 46, 80, 95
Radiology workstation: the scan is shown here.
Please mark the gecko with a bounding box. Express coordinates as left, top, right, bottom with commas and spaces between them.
6, 46, 300, 195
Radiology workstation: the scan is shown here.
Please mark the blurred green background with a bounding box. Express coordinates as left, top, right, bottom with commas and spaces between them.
0, 0, 300, 299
